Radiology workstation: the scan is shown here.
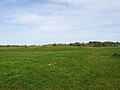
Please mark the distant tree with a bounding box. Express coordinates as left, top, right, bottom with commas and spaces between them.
53, 43, 57, 46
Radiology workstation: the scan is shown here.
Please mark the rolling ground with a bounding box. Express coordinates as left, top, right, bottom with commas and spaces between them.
0, 46, 120, 90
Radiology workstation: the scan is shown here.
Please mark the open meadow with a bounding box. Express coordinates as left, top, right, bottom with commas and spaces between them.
0, 46, 120, 90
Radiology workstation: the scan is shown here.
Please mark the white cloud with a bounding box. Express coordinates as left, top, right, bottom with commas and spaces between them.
12, 14, 43, 23
2, 13, 70, 33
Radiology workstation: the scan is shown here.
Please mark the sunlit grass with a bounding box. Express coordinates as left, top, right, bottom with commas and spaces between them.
0, 46, 120, 90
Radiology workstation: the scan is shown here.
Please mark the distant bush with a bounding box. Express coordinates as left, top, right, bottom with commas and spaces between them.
69, 41, 119, 47
112, 53, 120, 58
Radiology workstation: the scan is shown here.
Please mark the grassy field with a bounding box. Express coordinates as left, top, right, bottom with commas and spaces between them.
0, 46, 120, 90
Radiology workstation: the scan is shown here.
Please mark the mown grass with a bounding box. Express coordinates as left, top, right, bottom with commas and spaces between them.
0, 46, 120, 90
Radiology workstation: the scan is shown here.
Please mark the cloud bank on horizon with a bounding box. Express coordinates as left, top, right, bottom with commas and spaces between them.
0, 0, 120, 44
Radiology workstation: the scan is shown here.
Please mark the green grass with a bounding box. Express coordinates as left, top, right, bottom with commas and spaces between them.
0, 46, 120, 90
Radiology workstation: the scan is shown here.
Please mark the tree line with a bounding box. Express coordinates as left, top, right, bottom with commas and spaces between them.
0, 41, 120, 47
44, 41, 120, 47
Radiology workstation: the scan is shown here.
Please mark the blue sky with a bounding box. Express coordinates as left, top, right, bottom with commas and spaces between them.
0, 0, 120, 45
